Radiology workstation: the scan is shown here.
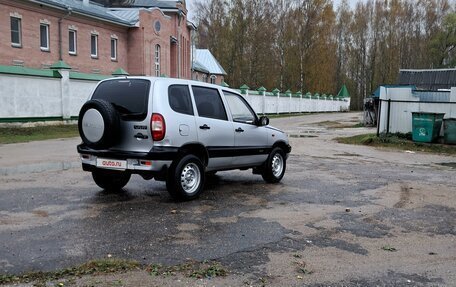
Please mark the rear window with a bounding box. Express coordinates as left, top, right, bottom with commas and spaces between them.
168, 85, 193, 115
192, 86, 227, 121
92, 79, 150, 120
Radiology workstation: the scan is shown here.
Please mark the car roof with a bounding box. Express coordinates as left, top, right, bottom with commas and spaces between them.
100, 76, 240, 95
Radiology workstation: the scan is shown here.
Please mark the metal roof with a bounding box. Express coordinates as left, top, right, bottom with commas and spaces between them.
107, 9, 140, 23
122, 0, 178, 8
398, 69, 456, 90
336, 84, 350, 98
29, 0, 182, 26
192, 60, 209, 74
193, 49, 226, 75
31, 0, 136, 26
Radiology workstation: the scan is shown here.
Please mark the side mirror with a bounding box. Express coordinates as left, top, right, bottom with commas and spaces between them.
258, 116, 269, 126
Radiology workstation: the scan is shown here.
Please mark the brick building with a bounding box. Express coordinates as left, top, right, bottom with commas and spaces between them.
192, 48, 227, 85
0, 0, 196, 78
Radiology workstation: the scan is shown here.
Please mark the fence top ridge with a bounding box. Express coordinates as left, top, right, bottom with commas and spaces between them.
0, 65, 61, 78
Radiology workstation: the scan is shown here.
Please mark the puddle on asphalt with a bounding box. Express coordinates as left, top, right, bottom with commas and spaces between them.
0, 161, 79, 176
334, 152, 362, 157
287, 128, 323, 139
290, 134, 318, 138
437, 162, 456, 169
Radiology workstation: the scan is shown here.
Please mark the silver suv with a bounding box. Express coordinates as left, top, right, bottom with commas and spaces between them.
77, 77, 291, 200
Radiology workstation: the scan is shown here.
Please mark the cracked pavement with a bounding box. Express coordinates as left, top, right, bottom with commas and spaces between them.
0, 112, 455, 286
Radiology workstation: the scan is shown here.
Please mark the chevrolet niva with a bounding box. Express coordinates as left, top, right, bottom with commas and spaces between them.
77, 77, 291, 201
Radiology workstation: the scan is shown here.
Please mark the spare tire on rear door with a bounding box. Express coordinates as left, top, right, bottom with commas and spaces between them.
78, 99, 120, 149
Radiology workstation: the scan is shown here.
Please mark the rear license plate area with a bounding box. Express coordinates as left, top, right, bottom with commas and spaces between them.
96, 158, 127, 170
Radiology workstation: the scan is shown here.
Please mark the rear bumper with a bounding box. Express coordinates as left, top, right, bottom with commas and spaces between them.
77, 144, 178, 172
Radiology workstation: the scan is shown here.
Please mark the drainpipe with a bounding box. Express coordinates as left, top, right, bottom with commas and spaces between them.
177, 9, 183, 78
142, 27, 145, 75
58, 7, 72, 61
190, 30, 194, 80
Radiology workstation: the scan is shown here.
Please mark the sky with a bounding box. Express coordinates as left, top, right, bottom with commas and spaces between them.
185, 0, 364, 22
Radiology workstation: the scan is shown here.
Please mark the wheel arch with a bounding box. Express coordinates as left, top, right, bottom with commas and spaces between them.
272, 140, 289, 153
178, 142, 209, 167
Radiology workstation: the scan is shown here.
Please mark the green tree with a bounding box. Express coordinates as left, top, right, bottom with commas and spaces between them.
430, 13, 456, 67
193, 0, 453, 110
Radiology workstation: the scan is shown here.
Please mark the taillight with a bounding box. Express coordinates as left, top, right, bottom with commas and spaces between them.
151, 113, 166, 141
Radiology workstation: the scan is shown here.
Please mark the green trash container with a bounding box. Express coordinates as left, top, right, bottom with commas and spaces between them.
443, 118, 456, 145
411, 112, 445, 143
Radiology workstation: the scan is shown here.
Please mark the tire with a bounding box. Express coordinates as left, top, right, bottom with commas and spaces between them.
166, 155, 205, 201
78, 99, 120, 149
206, 171, 217, 177
92, 169, 131, 191
261, 147, 286, 183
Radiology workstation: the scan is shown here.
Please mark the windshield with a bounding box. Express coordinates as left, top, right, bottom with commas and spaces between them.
92, 79, 150, 120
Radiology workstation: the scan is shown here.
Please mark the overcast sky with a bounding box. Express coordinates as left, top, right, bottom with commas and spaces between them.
185, 0, 364, 21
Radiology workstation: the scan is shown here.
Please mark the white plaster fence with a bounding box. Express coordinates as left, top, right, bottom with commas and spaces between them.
0, 71, 99, 122
239, 90, 350, 115
0, 71, 350, 122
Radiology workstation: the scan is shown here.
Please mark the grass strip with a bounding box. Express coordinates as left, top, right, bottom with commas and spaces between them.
0, 259, 228, 286
265, 113, 311, 119
336, 133, 456, 155
0, 259, 140, 285
148, 260, 227, 279
0, 125, 78, 144
317, 120, 363, 129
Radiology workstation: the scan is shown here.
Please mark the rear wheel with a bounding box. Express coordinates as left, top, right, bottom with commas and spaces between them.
261, 147, 286, 183
92, 169, 131, 191
206, 171, 217, 177
166, 155, 205, 201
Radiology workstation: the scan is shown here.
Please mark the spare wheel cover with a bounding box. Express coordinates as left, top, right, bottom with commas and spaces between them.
82, 108, 105, 143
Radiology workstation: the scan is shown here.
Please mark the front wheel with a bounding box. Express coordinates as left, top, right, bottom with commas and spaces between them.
261, 147, 286, 183
92, 169, 131, 191
166, 155, 205, 201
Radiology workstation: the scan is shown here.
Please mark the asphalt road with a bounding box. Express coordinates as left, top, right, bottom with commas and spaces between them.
0, 112, 455, 286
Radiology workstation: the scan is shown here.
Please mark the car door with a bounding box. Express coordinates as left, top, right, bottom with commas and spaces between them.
191, 86, 234, 170
223, 91, 269, 166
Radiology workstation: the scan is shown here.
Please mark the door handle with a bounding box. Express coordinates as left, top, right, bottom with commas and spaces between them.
134, 133, 148, 139
199, 124, 211, 130
235, 127, 244, 133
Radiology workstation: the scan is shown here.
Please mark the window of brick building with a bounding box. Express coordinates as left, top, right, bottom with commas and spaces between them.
91, 34, 98, 58
11, 17, 22, 47
40, 24, 49, 51
69, 30, 77, 55
111, 38, 117, 61
155, 44, 161, 77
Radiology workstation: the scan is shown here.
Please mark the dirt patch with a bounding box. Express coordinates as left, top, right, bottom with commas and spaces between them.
32, 210, 49, 217
394, 184, 412, 208
437, 162, 456, 169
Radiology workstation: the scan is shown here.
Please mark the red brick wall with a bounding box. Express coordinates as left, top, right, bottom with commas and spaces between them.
0, 0, 195, 78
130, 8, 174, 77
130, 8, 193, 79
0, 0, 129, 75
192, 71, 225, 85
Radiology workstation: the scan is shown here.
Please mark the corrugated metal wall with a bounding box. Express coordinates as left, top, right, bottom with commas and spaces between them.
413, 91, 450, 102
378, 87, 456, 134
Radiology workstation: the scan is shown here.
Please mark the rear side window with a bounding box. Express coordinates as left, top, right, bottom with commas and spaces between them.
92, 79, 150, 120
192, 86, 227, 121
168, 85, 193, 115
